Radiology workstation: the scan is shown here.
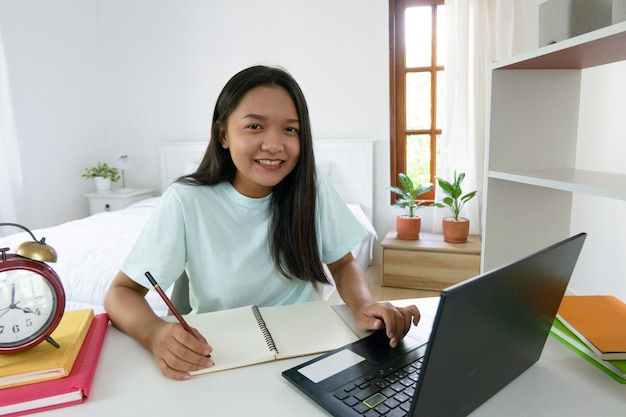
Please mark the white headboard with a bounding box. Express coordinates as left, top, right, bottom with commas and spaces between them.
158, 141, 208, 191
158, 138, 375, 221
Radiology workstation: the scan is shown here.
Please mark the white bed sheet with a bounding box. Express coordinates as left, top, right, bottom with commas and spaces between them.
0, 198, 376, 316
0, 200, 169, 316
346, 203, 377, 271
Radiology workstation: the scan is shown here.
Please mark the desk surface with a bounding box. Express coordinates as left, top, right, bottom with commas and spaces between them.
42, 298, 625, 417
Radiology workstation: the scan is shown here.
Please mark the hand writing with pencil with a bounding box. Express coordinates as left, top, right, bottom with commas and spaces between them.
144, 272, 214, 380
104, 270, 215, 380
149, 319, 214, 380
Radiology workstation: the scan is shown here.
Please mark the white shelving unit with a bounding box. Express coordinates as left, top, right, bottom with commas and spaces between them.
482, 21, 626, 299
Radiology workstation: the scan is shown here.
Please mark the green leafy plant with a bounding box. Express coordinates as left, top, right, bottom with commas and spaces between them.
433, 170, 477, 221
389, 173, 433, 218
81, 162, 120, 182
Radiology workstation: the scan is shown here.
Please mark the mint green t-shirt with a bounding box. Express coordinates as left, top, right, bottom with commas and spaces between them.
122, 170, 366, 313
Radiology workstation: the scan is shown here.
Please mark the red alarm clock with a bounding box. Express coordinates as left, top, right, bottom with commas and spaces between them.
0, 223, 65, 353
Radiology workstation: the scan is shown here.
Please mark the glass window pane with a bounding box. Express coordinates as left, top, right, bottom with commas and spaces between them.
406, 72, 431, 131
435, 133, 441, 178
437, 5, 446, 67
405, 7, 431, 68
436, 70, 444, 130
405, 134, 432, 188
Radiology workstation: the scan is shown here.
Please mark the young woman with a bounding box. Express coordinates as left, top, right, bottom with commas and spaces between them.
104, 65, 420, 380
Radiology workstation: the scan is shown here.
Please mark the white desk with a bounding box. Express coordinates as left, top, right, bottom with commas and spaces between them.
42, 298, 625, 416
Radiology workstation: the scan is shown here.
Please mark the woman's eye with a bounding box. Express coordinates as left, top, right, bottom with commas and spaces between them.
247, 124, 261, 130
285, 127, 299, 134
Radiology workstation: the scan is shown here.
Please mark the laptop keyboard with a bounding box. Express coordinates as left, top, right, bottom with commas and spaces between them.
332, 357, 423, 416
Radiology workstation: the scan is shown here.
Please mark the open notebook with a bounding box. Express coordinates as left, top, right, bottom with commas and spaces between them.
168, 300, 359, 375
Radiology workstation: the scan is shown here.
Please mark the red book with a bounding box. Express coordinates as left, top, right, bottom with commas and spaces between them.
0, 313, 109, 417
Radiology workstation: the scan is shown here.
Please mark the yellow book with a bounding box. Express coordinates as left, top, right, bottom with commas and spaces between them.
0, 309, 94, 389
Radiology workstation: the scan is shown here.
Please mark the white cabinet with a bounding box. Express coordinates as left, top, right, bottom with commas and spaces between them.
84, 189, 155, 215
482, 22, 626, 299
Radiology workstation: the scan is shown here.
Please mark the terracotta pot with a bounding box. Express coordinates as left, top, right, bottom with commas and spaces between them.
396, 216, 421, 240
442, 217, 470, 243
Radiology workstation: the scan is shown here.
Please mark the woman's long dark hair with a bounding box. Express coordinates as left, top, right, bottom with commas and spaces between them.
178, 65, 329, 287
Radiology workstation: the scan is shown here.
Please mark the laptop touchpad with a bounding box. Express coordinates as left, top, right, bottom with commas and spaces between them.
352, 331, 422, 364
296, 331, 422, 383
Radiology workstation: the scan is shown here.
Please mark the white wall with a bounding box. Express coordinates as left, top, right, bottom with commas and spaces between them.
1, 0, 109, 227
0, 0, 399, 246
2, 0, 625, 274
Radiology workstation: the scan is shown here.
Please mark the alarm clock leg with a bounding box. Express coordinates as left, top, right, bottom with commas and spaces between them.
45, 336, 60, 349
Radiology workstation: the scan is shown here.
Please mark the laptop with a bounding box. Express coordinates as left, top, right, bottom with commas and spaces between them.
283, 233, 586, 417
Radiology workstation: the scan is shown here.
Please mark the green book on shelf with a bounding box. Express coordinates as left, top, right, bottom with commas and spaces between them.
550, 317, 626, 384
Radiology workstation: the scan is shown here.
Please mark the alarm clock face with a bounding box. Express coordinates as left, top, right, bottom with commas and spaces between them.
0, 269, 59, 349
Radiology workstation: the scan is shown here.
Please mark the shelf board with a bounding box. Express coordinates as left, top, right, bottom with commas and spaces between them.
493, 21, 626, 70
488, 169, 626, 201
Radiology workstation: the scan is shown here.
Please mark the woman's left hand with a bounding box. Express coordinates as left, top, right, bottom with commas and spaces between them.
354, 302, 421, 348
328, 253, 421, 348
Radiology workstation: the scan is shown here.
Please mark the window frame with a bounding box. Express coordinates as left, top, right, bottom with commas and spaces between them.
389, 0, 444, 203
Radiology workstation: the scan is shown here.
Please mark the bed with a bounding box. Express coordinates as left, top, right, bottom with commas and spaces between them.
0, 139, 376, 316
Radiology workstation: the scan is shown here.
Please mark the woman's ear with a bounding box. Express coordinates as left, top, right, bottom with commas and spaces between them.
218, 128, 229, 149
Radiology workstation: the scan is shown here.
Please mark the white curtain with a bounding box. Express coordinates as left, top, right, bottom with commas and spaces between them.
433, 0, 531, 235
0, 26, 22, 234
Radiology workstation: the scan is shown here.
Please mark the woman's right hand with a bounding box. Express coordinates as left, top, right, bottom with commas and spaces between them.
104, 271, 214, 381
150, 321, 214, 380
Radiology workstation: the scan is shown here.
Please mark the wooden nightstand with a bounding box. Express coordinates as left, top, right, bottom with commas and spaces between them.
381, 231, 481, 291
84, 189, 155, 215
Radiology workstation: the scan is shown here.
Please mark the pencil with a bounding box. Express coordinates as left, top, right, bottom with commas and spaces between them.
145, 271, 194, 335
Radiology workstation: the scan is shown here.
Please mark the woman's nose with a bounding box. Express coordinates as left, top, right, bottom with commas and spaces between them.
260, 134, 284, 152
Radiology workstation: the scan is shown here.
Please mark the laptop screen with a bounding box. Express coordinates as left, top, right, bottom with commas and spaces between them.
283, 233, 586, 417
410, 233, 586, 416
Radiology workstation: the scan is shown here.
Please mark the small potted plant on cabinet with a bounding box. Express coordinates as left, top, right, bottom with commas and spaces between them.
389, 173, 433, 240
82, 162, 120, 193
434, 170, 477, 243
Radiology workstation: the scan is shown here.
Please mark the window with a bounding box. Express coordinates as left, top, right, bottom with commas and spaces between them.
389, 0, 445, 202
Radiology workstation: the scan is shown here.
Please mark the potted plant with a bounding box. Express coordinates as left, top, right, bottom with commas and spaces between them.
82, 162, 120, 193
389, 173, 433, 240
434, 170, 477, 243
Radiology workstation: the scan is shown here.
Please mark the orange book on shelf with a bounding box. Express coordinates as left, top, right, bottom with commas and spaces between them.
557, 295, 626, 360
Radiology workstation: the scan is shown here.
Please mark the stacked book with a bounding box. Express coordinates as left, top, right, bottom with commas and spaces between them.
0, 310, 109, 416
550, 295, 626, 384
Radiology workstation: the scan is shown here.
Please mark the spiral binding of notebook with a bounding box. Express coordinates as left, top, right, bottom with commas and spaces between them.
251, 305, 278, 354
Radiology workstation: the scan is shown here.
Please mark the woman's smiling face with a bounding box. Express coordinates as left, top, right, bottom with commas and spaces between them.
219, 85, 301, 198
